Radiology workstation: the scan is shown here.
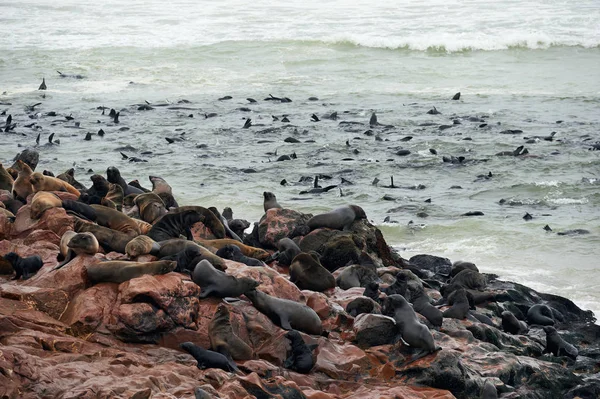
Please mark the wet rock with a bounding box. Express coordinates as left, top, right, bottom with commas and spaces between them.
258, 208, 313, 248
353, 313, 398, 348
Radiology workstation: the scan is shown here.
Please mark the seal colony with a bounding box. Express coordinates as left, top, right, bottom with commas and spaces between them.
0, 150, 598, 397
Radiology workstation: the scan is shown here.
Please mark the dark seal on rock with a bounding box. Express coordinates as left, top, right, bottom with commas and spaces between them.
180, 342, 240, 373
192, 260, 259, 298
244, 289, 323, 335
263, 191, 283, 212
307, 205, 367, 231
147, 209, 204, 242
289, 252, 335, 292
86, 260, 176, 284
501, 311, 529, 335
336, 265, 380, 290
216, 244, 263, 266
275, 237, 302, 266
442, 288, 471, 320
3, 252, 43, 280
527, 304, 555, 326
283, 330, 316, 374
208, 304, 253, 360
543, 326, 578, 360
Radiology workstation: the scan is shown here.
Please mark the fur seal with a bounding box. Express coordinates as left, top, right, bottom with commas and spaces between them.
543, 326, 578, 359
411, 289, 443, 328
134, 192, 167, 224
12, 160, 34, 201
86, 259, 176, 284
448, 269, 487, 291
56, 168, 86, 191
196, 238, 270, 261
346, 297, 378, 317
481, 379, 498, 399
85, 174, 110, 204
382, 294, 439, 360
451, 260, 479, 277
131, 218, 152, 235
527, 304, 555, 326
244, 289, 323, 335
307, 205, 367, 231
442, 288, 470, 320
283, 330, 317, 374
55, 231, 99, 270
289, 252, 335, 292
501, 311, 528, 335
147, 209, 204, 242
106, 166, 143, 195
180, 342, 240, 373
208, 207, 242, 242
149, 175, 173, 194
29, 172, 80, 197
62, 199, 97, 221
275, 238, 302, 266
90, 204, 141, 237
192, 260, 258, 298
73, 217, 132, 253
263, 191, 283, 212
0, 163, 14, 192
125, 235, 160, 258
158, 239, 226, 271
175, 206, 226, 239
30, 191, 62, 219
363, 282, 381, 303
102, 183, 124, 211
215, 244, 263, 266
336, 265, 380, 290
2, 252, 43, 280
208, 304, 253, 360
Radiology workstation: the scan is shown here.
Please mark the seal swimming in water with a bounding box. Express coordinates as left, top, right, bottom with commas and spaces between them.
2, 252, 43, 280
191, 260, 258, 298
307, 205, 367, 231
244, 289, 323, 335
283, 330, 317, 374
86, 259, 176, 284
543, 326, 578, 360
180, 342, 240, 373
382, 294, 439, 361
208, 304, 253, 360
289, 252, 335, 292
263, 191, 283, 212
54, 231, 99, 270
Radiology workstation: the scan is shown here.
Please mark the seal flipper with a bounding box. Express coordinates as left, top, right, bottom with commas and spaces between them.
199, 287, 213, 299
279, 314, 293, 330
54, 249, 75, 270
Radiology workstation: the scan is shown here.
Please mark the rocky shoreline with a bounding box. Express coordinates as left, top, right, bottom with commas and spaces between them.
0, 150, 599, 399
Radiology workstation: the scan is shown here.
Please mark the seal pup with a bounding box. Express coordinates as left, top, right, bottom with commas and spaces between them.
3, 252, 43, 280
192, 260, 259, 298
274, 237, 302, 266
289, 252, 335, 292
29, 172, 80, 197
158, 239, 226, 271
346, 297, 379, 317
86, 259, 176, 284
208, 304, 253, 360
382, 294, 439, 362
125, 235, 160, 258
147, 209, 204, 242
54, 231, 99, 270
543, 326, 578, 360
106, 166, 143, 196
363, 282, 381, 304
244, 289, 323, 335
180, 342, 240, 373
336, 265, 380, 290
527, 304, 555, 326
307, 205, 367, 231
11, 160, 34, 201
263, 191, 283, 212
30, 191, 62, 219
215, 244, 263, 266
0, 163, 15, 192
501, 311, 528, 335
283, 330, 317, 374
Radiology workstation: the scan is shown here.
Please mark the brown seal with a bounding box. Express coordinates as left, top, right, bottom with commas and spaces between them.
29, 172, 80, 197
263, 191, 282, 212
73, 216, 133, 254
244, 289, 323, 335
307, 205, 367, 231
191, 260, 259, 298
134, 192, 167, 224
102, 183, 124, 211
208, 304, 254, 360
11, 160, 34, 201
0, 163, 14, 192
175, 206, 225, 239
157, 239, 226, 271
125, 235, 161, 258
90, 204, 141, 238
289, 252, 335, 292
56, 168, 86, 191
131, 218, 152, 234
30, 191, 62, 219
86, 259, 176, 284
55, 231, 99, 270
149, 175, 173, 194
195, 238, 270, 261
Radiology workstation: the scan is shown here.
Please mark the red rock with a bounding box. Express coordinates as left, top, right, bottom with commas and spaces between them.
0, 213, 11, 241
314, 339, 373, 379
191, 221, 217, 240
0, 284, 69, 320
258, 208, 312, 248
22, 229, 61, 246
61, 283, 119, 336
225, 260, 304, 301
22, 253, 97, 296
304, 291, 333, 319
0, 237, 60, 270
11, 206, 74, 240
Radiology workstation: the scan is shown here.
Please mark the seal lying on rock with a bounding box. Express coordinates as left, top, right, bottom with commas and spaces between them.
283, 330, 317, 374
216, 244, 263, 266
382, 294, 440, 361
180, 342, 240, 373
192, 260, 258, 298
86, 260, 176, 284
244, 289, 323, 335
30, 191, 62, 219
146, 209, 204, 241
275, 237, 302, 266
125, 235, 160, 258
307, 205, 367, 231
527, 304, 555, 326
3, 252, 43, 280
54, 231, 99, 270
289, 252, 335, 292
158, 239, 226, 271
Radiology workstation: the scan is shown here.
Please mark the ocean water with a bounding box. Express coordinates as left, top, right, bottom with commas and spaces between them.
1, 0, 599, 319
